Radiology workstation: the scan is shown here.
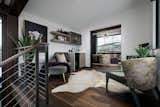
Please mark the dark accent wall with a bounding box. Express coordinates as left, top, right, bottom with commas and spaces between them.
0, 13, 18, 107
6, 14, 18, 58
0, 13, 18, 60
0, 1, 28, 105
0, 0, 28, 59
1, 14, 7, 61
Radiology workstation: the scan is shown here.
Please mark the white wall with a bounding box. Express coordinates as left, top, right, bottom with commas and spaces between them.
19, 12, 80, 59
80, 2, 152, 67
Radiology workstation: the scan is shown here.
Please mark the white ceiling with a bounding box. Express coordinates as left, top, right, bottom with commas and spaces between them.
23, 0, 148, 31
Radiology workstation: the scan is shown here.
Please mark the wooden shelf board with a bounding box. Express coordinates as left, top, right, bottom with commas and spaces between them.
51, 39, 81, 45
92, 63, 121, 67
51, 39, 70, 43
50, 31, 81, 45
50, 31, 71, 37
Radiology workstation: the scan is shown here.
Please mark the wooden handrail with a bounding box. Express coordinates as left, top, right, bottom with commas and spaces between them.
0, 43, 40, 67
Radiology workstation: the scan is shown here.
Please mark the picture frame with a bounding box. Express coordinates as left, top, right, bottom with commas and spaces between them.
24, 20, 48, 43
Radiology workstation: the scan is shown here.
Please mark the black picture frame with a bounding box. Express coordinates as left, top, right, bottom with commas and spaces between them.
24, 20, 48, 43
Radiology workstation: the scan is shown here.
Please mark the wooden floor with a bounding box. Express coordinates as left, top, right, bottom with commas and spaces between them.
40, 75, 160, 107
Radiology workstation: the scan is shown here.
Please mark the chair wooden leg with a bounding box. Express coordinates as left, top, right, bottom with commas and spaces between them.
48, 73, 50, 80
152, 88, 159, 101
62, 73, 66, 83
130, 88, 141, 107
48, 73, 50, 77
106, 76, 109, 92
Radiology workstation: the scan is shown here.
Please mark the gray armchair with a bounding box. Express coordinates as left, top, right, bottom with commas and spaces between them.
48, 52, 71, 82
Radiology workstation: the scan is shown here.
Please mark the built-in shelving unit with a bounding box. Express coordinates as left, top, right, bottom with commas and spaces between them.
50, 31, 81, 45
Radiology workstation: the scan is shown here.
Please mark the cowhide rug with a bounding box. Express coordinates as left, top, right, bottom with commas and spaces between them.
52, 70, 128, 93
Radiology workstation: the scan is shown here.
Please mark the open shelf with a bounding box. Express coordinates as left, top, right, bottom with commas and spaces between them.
50, 39, 71, 44
50, 31, 71, 37
92, 63, 121, 67
50, 31, 81, 45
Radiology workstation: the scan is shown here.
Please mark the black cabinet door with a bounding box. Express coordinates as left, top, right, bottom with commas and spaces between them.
75, 53, 80, 70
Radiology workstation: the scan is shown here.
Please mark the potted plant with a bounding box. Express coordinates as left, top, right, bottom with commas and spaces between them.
12, 33, 40, 79
135, 47, 152, 58
15, 34, 40, 62
122, 47, 157, 91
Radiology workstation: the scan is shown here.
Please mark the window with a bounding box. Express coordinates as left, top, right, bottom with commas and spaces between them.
96, 26, 121, 53
97, 35, 121, 53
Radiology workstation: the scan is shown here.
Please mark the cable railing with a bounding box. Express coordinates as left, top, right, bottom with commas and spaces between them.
0, 43, 48, 107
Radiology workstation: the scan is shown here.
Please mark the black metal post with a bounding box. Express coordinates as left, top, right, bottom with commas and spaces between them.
130, 88, 141, 107
1, 14, 7, 106
156, 0, 159, 48
35, 48, 39, 107
44, 44, 49, 107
